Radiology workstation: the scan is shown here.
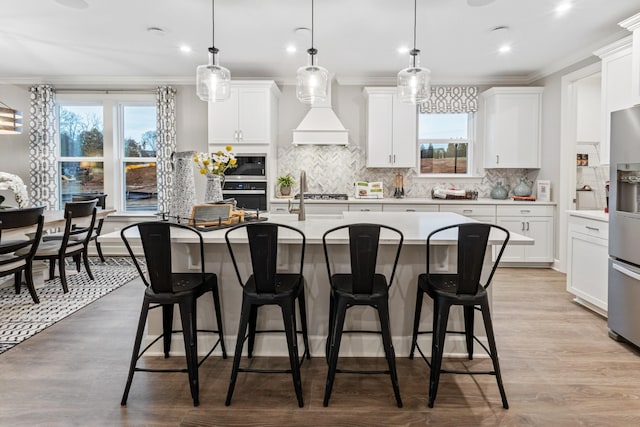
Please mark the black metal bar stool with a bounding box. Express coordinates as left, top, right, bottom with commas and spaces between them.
224, 222, 310, 408
322, 223, 404, 408
409, 222, 510, 408
120, 222, 227, 407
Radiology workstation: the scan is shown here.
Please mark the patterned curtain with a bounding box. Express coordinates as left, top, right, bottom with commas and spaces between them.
156, 86, 177, 214
28, 85, 57, 209
419, 86, 479, 113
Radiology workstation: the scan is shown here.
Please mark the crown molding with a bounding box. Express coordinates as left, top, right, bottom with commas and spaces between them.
619, 12, 640, 32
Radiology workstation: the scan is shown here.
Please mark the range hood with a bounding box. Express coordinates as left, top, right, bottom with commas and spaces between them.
292, 83, 349, 146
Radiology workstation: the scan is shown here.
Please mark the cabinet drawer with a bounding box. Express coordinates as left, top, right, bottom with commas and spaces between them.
349, 203, 383, 212
497, 205, 554, 217
440, 205, 496, 217
270, 204, 289, 214
383, 204, 438, 212
307, 204, 349, 215
569, 216, 609, 240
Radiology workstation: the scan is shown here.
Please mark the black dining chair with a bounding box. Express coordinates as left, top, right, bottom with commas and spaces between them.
224, 222, 310, 408
120, 221, 226, 407
0, 206, 45, 304
71, 194, 107, 262
21, 200, 97, 293
322, 223, 404, 408
409, 222, 510, 409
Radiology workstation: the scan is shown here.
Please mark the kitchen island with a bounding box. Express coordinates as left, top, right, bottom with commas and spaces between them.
100, 212, 533, 358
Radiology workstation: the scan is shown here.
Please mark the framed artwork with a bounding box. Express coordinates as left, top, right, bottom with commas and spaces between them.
536, 180, 551, 202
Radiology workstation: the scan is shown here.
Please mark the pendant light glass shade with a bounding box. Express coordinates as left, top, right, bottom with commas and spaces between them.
296, 0, 328, 104
196, 0, 230, 102
397, 50, 431, 103
296, 51, 328, 104
196, 49, 231, 102
0, 105, 23, 134
397, 0, 431, 104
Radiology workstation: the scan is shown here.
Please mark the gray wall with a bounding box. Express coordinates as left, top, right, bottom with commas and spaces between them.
0, 84, 31, 204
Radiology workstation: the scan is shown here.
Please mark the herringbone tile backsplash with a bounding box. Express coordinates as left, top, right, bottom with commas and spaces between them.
277, 145, 541, 199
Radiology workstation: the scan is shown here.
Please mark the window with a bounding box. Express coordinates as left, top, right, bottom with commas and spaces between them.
418, 112, 474, 176
57, 94, 157, 212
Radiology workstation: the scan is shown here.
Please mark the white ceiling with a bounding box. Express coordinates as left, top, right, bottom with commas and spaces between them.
0, 0, 638, 85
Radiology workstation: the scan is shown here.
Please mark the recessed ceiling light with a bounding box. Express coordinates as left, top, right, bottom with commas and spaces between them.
286, 45, 297, 54
498, 44, 512, 54
397, 46, 410, 55
180, 45, 192, 53
555, 1, 573, 16
53, 0, 88, 9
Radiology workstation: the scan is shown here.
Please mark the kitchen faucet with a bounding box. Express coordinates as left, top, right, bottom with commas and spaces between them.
288, 170, 307, 220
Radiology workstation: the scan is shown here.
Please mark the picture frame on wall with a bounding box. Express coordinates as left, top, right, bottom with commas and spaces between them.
537, 180, 551, 202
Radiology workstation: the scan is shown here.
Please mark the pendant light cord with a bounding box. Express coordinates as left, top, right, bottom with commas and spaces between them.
311, 0, 315, 50
413, 0, 417, 51
209, 0, 218, 54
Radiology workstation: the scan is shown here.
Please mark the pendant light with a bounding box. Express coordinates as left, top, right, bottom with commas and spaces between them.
196, 0, 231, 102
296, 0, 329, 104
0, 102, 23, 134
397, 0, 431, 104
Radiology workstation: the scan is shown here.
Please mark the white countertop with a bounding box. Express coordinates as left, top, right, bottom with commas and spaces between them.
272, 197, 556, 205
567, 210, 609, 222
100, 212, 534, 246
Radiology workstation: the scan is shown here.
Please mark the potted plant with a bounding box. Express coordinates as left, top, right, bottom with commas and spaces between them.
277, 174, 295, 197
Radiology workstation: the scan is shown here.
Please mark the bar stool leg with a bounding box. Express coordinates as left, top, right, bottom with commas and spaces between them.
325, 290, 335, 362
211, 284, 227, 358
428, 299, 451, 408
409, 284, 424, 359
378, 298, 403, 408
323, 297, 348, 407
179, 297, 199, 406
297, 286, 311, 360
464, 306, 475, 360
281, 300, 304, 408
226, 298, 252, 406
480, 299, 509, 409
162, 305, 174, 358
122, 297, 151, 406
247, 305, 258, 358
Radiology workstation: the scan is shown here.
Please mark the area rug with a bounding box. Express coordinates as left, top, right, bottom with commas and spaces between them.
0, 257, 139, 354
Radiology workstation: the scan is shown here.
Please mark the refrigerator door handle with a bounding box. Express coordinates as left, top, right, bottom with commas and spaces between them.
613, 262, 640, 281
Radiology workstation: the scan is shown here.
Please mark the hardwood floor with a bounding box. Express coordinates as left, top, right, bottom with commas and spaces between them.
1, 268, 640, 426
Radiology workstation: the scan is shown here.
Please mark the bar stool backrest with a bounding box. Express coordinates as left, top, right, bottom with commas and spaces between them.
225, 222, 306, 293
323, 223, 404, 294
121, 222, 206, 294
426, 222, 510, 295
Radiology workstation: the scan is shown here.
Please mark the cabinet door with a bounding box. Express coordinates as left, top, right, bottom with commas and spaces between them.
392, 96, 417, 167
208, 87, 239, 145
496, 217, 526, 262
366, 93, 393, 167
238, 87, 270, 144
383, 204, 438, 212
483, 90, 542, 169
524, 217, 553, 262
568, 230, 608, 311
348, 203, 383, 212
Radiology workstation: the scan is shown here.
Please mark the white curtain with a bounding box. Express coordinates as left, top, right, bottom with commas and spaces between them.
419, 86, 479, 114
28, 85, 58, 209
156, 86, 177, 214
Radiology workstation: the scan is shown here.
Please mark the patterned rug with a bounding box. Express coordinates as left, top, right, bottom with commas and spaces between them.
0, 257, 139, 354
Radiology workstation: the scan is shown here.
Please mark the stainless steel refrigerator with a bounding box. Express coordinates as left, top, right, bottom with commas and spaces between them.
609, 104, 640, 347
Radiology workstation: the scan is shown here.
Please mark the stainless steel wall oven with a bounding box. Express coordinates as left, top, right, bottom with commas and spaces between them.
223, 154, 267, 211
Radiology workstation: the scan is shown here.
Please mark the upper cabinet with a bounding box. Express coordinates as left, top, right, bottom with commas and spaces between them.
619, 13, 640, 106
208, 81, 280, 146
482, 87, 543, 169
363, 87, 417, 168
595, 37, 633, 164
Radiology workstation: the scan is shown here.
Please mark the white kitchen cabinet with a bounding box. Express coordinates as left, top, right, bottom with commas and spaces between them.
619, 13, 640, 106
566, 213, 609, 315
382, 204, 438, 212
482, 87, 543, 169
208, 81, 279, 145
363, 87, 417, 168
496, 205, 554, 263
348, 203, 383, 212
269, 201, 348, 216
439, 204, 496, 224
594, 37, 634, 164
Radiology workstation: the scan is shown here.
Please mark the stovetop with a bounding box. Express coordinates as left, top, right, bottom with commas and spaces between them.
294, 193, 349, 200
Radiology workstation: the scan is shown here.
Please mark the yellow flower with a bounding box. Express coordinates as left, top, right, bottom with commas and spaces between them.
225, 145, 233, 152
200, 168, 207, 175
217, 150, 223, 155
202, 159, 210, 166
230, 158, 237, 165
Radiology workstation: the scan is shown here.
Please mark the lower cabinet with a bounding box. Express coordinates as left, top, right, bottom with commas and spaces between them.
439, 204, 496, 224
382, 204, 438, 212
348, 203, 383, 212
566, 214, 609, 315
496, 205, 554, 263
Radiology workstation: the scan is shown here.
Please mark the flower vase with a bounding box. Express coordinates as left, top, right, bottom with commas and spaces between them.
170, 151, 197, 222
205, 174, 224, 203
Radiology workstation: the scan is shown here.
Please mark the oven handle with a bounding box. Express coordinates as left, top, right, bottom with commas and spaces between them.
222, 190, 266, 195
613, 262, 640, 281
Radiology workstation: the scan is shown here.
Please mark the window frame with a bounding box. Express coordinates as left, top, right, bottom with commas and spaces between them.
55, 93, 157, 213
416, 111, 476, 179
